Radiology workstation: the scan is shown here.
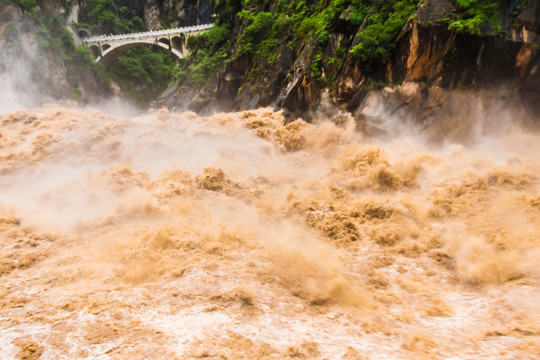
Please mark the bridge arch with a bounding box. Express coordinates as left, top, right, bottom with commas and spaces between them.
158, 38, 170, 46
89, 44, 100, 59
98, 40, 185, 66
171, 36, 184, 54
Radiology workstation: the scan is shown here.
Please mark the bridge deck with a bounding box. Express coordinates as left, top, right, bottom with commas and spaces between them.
83, 24, 213, 43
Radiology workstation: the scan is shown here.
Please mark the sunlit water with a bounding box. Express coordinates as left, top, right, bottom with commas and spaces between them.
0, 104, 539, 359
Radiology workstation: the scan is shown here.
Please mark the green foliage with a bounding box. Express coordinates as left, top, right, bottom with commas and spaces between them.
159, 13, 180, 28
310, 52, 323, 83
178, 0, 509, 98
215, 0, 243, 28
349, 0, 419, 69
238, 11, 276, 56
179, 25, 232, 87
447, 0, 502, 35
187, 48, 228, 86
12, 0, 37, 8
187, 24, 231, 54
78, 0, 145, 35
511, 0, 527, 18
109, 46, 176, 106
7, 0, 189, 104
180, 0, 382, 91
11, 0, 39, 17
292, 7, 328, 46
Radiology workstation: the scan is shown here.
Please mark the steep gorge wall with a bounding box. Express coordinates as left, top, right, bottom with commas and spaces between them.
162, 0, 540, 139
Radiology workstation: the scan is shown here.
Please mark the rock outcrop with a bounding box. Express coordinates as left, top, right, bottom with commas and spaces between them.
160, 0, 540, 137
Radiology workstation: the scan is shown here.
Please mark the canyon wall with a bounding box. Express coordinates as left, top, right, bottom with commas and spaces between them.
160, 0, 540, 138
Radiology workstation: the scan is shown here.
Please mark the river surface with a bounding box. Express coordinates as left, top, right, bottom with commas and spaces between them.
0, 104, 539, 359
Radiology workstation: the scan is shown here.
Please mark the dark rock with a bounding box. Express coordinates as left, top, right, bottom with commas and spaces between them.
158, 0, 540, 125
282, 75, 319, 114
187, 97, 212, 113
276, 47, 293, 75
217, 55, 250, 108
385, 23, 540, 106
157, 81, 179, 108
415, 0, 455, 25
516, 0, 540, 33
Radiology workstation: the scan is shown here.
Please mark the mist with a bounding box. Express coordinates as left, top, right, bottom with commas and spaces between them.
1, 104, 539, 358
1, 62, 540, 359
1, 0, 540, 356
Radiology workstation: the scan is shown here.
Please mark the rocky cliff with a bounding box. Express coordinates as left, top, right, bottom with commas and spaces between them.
0, 1, 108, 107
161, 0, 540, 140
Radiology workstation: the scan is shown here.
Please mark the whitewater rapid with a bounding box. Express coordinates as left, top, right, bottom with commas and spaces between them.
0, 105, 539, 359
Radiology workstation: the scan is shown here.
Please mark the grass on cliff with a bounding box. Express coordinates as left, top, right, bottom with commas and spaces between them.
77, 0, 145, 35
349, 0, 419, 69
35, 18, 111, 101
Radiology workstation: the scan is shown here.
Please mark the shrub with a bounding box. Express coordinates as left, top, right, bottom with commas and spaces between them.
448, 0, 502, 35
350, 0, 419, 69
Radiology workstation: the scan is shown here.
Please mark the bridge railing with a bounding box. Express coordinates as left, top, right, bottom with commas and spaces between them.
83, 23, 214, 43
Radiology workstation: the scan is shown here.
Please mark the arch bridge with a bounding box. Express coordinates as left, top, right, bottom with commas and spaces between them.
82, 24, 213, 66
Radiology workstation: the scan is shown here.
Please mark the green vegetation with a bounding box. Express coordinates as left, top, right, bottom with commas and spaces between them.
7, 0, 182, 107
447, 0, 503, 35
181, 25, 231, 86
8, 0, 110, 100
5, 0, 515, 107
238, 11, 275, 56
178, 0, 421, 91
77, 0, 145, 35
36, 20, 110, 100
108, 46, 177, 105
10, 0, 39, 15
349, 0, 419, 69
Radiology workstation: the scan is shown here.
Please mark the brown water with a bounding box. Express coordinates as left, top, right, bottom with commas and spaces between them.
0, 105, 539, 359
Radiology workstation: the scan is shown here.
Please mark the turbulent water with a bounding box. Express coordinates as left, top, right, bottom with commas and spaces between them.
0, 103, 539, 359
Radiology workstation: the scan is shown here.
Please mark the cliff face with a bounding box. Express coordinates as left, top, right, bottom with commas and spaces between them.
0, 2, 108, 107
333, 21, 540, 114
162, 0, 540, 138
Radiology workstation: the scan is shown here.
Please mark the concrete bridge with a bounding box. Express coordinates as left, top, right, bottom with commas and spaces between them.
82, 24, 213, 66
